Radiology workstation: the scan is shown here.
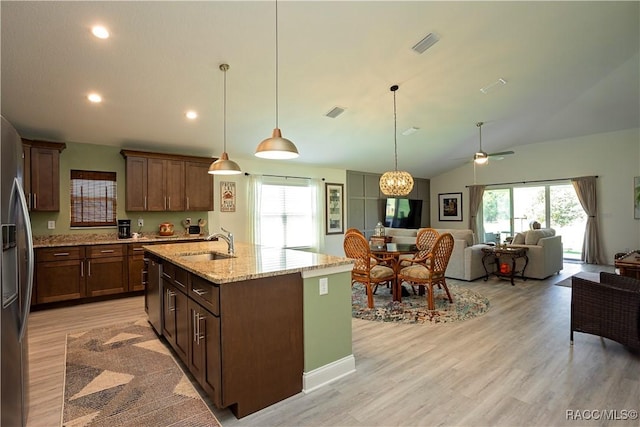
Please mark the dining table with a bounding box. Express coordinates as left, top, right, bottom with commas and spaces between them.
370, 242, 418, 301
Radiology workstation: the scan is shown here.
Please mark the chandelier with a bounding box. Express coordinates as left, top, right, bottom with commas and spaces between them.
379, 85, 414, 196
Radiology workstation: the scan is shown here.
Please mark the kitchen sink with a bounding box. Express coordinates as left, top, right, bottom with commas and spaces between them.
179, 252, 234, 262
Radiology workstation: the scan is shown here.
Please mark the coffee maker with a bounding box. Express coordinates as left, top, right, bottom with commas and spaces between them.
117, 219, 131, 239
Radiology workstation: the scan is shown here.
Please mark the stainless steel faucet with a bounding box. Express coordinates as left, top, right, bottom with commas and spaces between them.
206, 227, 234, 255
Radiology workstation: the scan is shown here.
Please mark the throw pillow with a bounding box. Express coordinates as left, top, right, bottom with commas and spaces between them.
512, 232, 526, 245
524, 228, 556, 245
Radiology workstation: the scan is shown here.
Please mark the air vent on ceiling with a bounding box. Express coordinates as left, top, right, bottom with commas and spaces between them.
325, 106, 345, 118
412, 33, 439, 54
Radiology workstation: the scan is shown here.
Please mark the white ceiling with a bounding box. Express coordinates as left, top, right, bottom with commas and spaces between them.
2, 1, 639, 179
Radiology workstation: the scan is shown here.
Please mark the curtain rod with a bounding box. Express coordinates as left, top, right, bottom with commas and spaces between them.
244, 172, 324, 181
465, 175, 598, 188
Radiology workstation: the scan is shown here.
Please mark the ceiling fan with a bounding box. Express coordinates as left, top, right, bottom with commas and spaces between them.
473, 121, 514, 164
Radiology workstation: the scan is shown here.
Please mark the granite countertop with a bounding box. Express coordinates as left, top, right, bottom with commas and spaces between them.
145, 241, 354, 284
33, 233, 204, 248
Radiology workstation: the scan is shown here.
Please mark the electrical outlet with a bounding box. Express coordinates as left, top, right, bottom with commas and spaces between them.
137, 218, 144, 227
319, 277, 328, 295
47, 220, 55, 230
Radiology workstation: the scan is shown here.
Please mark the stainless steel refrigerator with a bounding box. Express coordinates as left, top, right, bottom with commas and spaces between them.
1, 116, 34, 427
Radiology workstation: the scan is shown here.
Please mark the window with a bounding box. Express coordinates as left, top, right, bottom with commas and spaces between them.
70, 170, 117, 227
481, 182, 586, 259
252, 176, 319, 250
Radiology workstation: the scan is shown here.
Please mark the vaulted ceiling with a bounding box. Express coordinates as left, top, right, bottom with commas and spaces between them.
2, 1, 638, 178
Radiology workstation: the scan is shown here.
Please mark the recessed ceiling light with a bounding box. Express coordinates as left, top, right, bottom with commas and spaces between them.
87, 93, 102, 103
91, 25, 110, 39
185, 111, 198, 120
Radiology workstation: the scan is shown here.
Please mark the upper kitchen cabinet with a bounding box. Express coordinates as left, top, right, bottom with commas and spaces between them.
121, 150, 214, 212
22, 139, 66, 211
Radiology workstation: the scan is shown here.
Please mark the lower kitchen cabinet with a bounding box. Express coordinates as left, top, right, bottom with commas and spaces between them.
188, 299, 222, 406
85, 244, 126, 297
162, 278, 189, 362
35, 246, 85, 304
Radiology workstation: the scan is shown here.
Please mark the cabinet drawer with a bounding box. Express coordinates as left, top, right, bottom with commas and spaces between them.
87, 244, 125, 258
190, 275, 220, 315
161, 262, 189, 291
36, 246, 83, 262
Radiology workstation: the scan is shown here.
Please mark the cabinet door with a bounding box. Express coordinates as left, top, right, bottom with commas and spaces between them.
202, 307, 221, 406
188, 300, 205, 385
162, 281, 177, 341
147, 158, 167, 211
174, 288, 190, 362
125, 156, 148, 211
35, 259, 84, 303
86, 257, 126, 297
128, 244, 147, 292
165, 160, 185, 211
185, 161, 213, 211
22, 144, 32, 210
31, 147, 60, 211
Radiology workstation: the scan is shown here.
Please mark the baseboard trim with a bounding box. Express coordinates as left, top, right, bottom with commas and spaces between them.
302, 355, 356, 394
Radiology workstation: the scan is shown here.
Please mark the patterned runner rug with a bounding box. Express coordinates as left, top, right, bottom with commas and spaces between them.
352, 282, 490, 324
62, 318, 221, 427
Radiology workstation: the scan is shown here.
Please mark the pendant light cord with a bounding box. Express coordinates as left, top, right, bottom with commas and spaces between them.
274, 0, 279, 129
223, 67, 227, 152
392, 85, 399, 171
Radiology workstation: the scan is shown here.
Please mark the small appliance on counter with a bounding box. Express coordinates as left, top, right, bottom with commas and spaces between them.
117, 219, 132, 239
159, 222, 174, 236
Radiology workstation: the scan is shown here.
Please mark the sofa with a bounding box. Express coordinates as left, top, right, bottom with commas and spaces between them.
507, 228, 563, 279
384, 227, 491, 281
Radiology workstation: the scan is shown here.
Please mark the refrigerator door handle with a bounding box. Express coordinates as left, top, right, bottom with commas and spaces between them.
13, 178, 34, 342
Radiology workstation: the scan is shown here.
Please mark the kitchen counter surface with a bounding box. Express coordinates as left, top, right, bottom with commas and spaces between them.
145, 240, 353, 283
33, 233, 204, 248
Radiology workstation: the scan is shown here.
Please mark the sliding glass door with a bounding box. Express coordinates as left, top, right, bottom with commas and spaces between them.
481, 182, 586, 259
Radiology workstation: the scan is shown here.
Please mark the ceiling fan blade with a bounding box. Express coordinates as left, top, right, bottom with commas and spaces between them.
487, 150, 515, 157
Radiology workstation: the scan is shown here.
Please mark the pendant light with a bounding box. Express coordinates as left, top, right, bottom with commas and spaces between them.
473, 121, 489, 165
255, 0, 299, 159
209, 63, 241, 175
379, 85, 414, 196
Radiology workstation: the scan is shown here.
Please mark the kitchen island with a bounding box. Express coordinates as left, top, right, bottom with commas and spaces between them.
144, 240, 354, 418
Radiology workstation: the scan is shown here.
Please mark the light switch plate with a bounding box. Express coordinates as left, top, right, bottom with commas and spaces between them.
319, 277, 328, 295
47, 220, 55, 229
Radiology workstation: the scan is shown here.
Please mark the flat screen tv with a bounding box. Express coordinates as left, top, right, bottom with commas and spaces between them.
383, 198, 423, 228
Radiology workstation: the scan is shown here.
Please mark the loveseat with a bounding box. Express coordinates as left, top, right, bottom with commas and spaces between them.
507, 228, 563, 279
384, 227, 490, 281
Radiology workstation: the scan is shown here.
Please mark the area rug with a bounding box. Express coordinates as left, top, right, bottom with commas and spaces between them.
62, 318, 221, 427
352, 283, 490, 324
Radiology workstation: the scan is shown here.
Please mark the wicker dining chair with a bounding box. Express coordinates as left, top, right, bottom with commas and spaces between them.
397, 233, 455, 310
345, 227, 364, 236
571, 272, 640, 350
399, 228, 439, 268
343, 231, 395, 308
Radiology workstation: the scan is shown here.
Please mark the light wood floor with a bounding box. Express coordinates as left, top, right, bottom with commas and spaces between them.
27, 263, 640, 427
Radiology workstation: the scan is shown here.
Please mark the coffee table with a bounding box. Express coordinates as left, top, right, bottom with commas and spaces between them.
481, 246, 529, 286
615, 251, 640, 279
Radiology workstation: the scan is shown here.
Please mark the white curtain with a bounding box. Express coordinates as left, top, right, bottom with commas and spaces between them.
249, 174, 263, 245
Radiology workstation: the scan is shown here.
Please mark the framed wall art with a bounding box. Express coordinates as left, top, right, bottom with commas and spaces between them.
325, 183, 344, 234
220, 181, 236, 212
438, 192, 463, 221
635, 176, 640, 219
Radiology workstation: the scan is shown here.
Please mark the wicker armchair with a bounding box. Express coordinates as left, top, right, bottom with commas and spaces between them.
571, 272, 640, 350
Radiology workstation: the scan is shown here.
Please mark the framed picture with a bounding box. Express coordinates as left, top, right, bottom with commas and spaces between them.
635, 176, 640, 219
325, 183, 344, 234
438, 192, 463, 221
220, 181, 236, 212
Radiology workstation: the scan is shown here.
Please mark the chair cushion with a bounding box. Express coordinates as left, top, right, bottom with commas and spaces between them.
371, 264, 395, 279
524, 228, 555, 245
399, 264, 430, 279
512, 232, 526, 244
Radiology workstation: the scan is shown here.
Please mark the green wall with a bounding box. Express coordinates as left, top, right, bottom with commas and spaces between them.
30, 141, 209, 236
303, 271, 352, 371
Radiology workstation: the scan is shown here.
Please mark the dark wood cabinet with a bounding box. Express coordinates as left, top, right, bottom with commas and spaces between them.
121, 150, 213, 212
22, 139, 66, 211
185, 161, 214, 211
85, 244, 126, 297
128, 243, 148, 292
156, 259, 303, 419
35, 246, 85, 304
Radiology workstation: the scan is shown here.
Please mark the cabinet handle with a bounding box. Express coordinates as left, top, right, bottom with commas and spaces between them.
192, 288, 206, 296
33, 193, 37, 209
87, 260, 91, 276
164, 196, 167, 210
100, 249, 114, 253
186, 197, 189, 210
193, 311, 199, 342
141, 270, 147, 286
167, 289, 175, 312
175, 279, 185, 288
134, 248, 145, 252
168, 197, 171, 209
81, 262, 84, 277
144, 196, 147, 210
197, 313, 205, 343
53, 252, 70, 257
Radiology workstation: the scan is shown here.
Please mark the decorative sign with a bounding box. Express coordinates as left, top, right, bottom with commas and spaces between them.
325, 183, 344, 234
220, 181, 236, 212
